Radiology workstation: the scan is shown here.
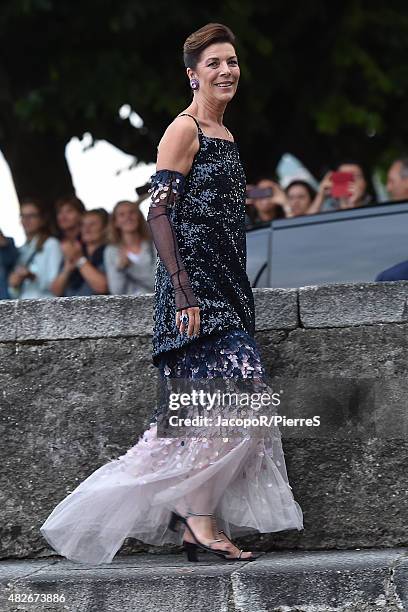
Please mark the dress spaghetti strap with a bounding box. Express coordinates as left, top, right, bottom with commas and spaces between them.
177, 113, 233, 141
177, 113, 203, 135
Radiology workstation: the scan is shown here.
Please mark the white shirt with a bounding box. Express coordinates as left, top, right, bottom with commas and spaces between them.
8, 235, 63, 299
104, 241, 156, 295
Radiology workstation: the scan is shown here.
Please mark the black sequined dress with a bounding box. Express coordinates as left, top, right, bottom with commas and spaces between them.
152, 114, 255, 366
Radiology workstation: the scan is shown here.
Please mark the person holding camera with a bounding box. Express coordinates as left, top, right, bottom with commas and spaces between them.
247, 178, 286, 224
308, 161, 374, 214
247, 178, 318, 221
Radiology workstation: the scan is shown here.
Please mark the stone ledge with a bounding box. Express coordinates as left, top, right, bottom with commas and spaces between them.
1, 548, 407, 612
1, 288, 301, 343
299, 281, 408, 328
0, 300, 18, 342
15, 294, 154, 341
3, 282, 408, 343
253, 287, 299, 330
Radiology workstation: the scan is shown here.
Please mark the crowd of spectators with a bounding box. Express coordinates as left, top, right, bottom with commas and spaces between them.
0, 193, 156, 300
244, 157, 408, 226
1, 156, 408, 300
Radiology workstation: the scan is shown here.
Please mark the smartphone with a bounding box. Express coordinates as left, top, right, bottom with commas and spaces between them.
246, 187, 274, 199
331, 172, 354, 198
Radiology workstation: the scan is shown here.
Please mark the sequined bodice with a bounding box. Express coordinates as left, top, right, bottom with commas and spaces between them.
151, 122, 255, 366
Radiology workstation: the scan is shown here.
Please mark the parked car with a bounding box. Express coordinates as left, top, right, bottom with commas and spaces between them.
246, 200, 408, 288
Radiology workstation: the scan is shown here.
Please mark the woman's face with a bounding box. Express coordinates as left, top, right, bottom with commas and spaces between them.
20, 203, 43, 236
80, 213, 106, 245
188, 42, 240, 104
254, 180, 277, 215
114, 203, 140, 234
57, 204, 83, 232
286, 184, 313, 216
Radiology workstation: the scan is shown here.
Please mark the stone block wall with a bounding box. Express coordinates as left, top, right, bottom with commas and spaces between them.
1, 282, 407, 559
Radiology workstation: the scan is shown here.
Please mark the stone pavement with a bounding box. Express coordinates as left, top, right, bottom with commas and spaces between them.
1, 548, 407, 612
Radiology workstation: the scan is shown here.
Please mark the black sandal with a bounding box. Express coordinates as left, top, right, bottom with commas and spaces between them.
169, 511, 237, 562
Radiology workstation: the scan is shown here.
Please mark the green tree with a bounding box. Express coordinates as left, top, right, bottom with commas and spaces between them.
1, 0, 408, 206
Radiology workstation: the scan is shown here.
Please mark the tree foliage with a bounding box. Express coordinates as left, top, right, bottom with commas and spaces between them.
1, 0, 408, 204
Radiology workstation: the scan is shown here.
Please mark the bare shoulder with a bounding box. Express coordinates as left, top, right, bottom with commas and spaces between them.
157, 115, 200, 175
164, 114, 198, 139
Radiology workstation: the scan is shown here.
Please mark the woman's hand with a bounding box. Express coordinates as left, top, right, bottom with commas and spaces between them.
319, 171, 333, 197
61, 239, 83, 261
339, 178, 359, 209
63, 258, 77, 274
306, 171, 333, 215
9, 265, 33, 287
176, 306, 200, 338
270, 181, 287, 206
117, 246, 130, 270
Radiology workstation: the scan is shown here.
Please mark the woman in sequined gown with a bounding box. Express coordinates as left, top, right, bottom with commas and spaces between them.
39, 23, 303, 565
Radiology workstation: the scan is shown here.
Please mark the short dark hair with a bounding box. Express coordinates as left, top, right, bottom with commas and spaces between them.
19, 196, 52, 248
285, 180, 317, 201
336, 159, 367, 178
84, 208, 109, 227
55, 194, 86, 214
183, 23, 236, 69
20, 196, 45, 210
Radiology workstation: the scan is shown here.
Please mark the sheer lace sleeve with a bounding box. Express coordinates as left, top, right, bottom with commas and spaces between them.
147, 169, 199, 311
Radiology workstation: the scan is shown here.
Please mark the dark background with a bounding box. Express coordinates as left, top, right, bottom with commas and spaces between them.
1, 0, 408, 206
